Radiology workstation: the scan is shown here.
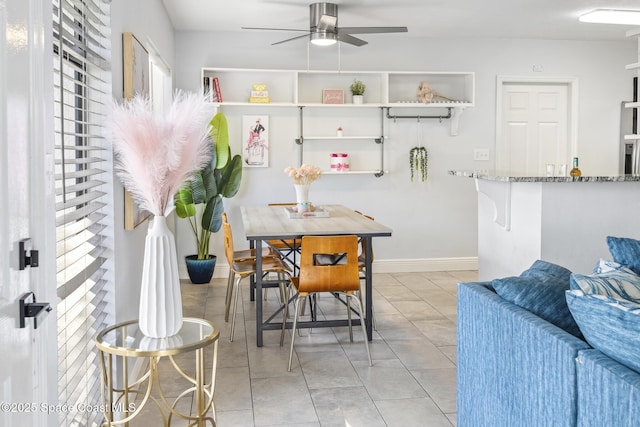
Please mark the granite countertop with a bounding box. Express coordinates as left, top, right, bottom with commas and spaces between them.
448, 170, 640, 182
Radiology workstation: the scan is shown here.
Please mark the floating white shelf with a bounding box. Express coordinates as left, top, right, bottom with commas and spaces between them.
322, 170, 388, 176
218, 101, 296, 107
303, 136, 383, 140
387, 101, 473, 108
297, 103, 385, 108
201, 67, 475, 108
201, 67, 475, 176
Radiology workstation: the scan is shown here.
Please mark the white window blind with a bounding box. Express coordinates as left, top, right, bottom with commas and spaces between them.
53, 0, 113, 426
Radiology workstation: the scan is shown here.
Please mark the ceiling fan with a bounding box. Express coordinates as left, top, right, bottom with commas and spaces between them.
242, 2, 408, 47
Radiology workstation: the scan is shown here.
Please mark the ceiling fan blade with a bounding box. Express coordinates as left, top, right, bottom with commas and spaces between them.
337, 26, 408, 35
242, 26, 309, 32
337, 33, 367, 47
272, 33, 311, 45
316, 14, 337, 31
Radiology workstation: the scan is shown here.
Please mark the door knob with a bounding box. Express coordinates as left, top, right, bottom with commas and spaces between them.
19, 292, 52, 329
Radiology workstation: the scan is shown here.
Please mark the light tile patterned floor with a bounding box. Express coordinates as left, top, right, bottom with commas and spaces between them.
131, 270, 477, 427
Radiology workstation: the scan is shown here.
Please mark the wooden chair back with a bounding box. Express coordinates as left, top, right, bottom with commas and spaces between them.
297, 235, 360, 294
222, 214, 235, 266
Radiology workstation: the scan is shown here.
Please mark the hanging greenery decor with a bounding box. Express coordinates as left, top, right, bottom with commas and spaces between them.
409, 146, 428, 182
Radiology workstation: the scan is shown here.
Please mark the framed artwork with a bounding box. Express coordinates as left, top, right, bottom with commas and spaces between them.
122, 32, 151, 230
322, 89, 344, 104
242, 115, 269, 167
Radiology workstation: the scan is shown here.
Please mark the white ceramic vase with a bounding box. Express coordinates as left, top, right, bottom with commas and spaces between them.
294, 183, 310, 203
352, 95, 364, 104
294, 183, 311, 212
139, 215, 183, 338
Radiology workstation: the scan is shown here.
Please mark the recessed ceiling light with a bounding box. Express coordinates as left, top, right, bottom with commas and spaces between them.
579, 9, 640, 25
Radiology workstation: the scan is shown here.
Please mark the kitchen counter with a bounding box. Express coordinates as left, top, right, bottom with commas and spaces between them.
449, 170, 640, 182
451, 170, 640, 280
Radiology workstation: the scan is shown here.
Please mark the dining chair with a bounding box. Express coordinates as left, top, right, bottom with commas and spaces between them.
221, 212, 281, 322
281, 235, 372, 371
222, 214, 292, 341
313, 211, 377, 330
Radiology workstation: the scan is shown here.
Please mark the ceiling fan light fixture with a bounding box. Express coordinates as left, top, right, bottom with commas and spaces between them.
310, 32, 337, 46
579, 9, 640, 25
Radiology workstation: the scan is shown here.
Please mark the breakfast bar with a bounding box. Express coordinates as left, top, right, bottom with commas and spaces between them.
450, 171, 640, 280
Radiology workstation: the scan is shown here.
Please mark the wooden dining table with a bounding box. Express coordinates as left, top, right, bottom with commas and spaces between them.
240, 204, 393, 347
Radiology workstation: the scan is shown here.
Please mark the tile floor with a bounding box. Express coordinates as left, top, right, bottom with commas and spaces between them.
132, 270, 477, 426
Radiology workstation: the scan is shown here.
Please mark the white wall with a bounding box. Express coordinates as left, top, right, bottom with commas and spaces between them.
110, 0, 175, 322
172, 32, 635, 274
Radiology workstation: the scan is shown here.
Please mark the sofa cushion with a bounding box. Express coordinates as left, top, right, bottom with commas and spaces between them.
492, 260, 581, 337
570, 267, 640, 303
593, 258, 626, 274
566, 290, 640, 374
607, 236, 640, 275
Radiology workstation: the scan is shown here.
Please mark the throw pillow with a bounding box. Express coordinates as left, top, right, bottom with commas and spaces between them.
606, 236, 640, 275
522, 259, 573, 280
492, 260, 581, 337
592, 258, 625, 274
570, 268, 640, 303
566, 290, 640, 374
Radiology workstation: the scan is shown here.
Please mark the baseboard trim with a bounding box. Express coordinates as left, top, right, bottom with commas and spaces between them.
371, 257, 478, 273
179, 257, 478, 280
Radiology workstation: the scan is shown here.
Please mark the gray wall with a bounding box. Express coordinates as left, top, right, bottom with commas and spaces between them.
173, 31, 634, 270
110, 0, 175, 323
106, 3, 635, 323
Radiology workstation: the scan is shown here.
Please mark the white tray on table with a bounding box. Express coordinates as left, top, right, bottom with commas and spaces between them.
284, 206, 330, 219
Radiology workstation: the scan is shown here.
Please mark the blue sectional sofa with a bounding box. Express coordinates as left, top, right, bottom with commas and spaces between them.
457, 281, 640, 427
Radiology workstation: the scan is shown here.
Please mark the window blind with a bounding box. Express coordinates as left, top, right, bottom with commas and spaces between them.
53, 0, 113, 426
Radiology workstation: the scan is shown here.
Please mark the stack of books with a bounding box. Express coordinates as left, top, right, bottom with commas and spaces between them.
203, 76, 222, 102
248, 83, 270, 104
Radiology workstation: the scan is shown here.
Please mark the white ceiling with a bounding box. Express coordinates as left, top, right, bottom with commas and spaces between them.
162, 0, 640, 43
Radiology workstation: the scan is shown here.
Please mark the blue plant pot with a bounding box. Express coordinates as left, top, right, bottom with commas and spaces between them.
185, 255, 216, 284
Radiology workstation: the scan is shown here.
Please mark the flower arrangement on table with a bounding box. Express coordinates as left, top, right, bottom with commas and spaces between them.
284, 163, 322, 185
284, 164, 322, 213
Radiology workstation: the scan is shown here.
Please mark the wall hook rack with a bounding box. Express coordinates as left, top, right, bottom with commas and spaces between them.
385, 107, 464, 136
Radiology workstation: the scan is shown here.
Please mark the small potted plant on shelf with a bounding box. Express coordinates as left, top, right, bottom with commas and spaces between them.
174, 112, 243, 284
350, 79, 366, 104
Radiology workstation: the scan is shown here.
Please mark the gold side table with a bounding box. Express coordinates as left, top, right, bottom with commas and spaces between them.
96, 318, 219, 426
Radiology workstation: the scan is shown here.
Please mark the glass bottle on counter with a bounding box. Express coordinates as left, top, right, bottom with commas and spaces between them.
569, 157, 582, 177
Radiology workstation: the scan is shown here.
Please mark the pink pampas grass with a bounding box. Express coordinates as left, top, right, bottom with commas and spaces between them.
109, 91, 215, 217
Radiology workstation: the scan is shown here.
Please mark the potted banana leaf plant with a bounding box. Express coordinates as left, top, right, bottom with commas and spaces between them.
174, 112, 243, 283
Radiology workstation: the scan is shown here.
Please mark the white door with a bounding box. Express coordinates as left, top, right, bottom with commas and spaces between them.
0, 1, 57, 426
497, 81, 572, 175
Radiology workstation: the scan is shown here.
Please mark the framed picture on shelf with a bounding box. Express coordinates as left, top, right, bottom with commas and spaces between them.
122, 32, 151, 230
322, 89, 344, 104
242, 115, 269, 168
